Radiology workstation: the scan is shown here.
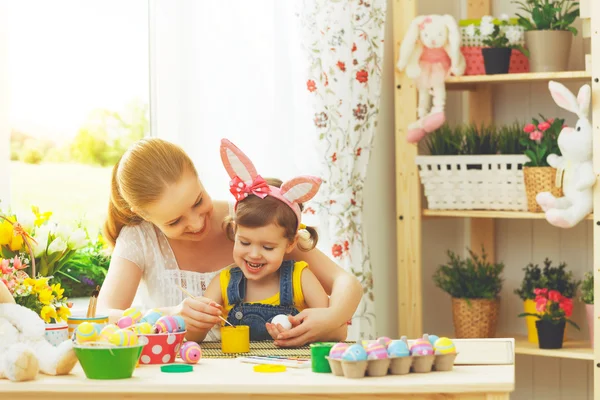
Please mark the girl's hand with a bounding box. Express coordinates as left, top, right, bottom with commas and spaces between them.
174, 296, 222, 332
273, 308, 346, 348
265, 322, 287, 341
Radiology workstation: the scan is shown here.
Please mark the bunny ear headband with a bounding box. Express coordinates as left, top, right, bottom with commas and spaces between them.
220, 138, 322, 228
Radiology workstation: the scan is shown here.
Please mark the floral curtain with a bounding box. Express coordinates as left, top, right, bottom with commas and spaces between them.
298, 0, 387, 340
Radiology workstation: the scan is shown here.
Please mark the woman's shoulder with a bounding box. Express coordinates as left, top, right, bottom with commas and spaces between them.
117, 221, 160, 245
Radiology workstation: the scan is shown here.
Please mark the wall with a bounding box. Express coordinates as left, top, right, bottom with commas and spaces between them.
0, 2, 10, 207
374, 0, 595, 398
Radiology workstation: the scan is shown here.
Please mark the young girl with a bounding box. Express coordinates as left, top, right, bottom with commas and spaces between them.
197, 139, 348, 342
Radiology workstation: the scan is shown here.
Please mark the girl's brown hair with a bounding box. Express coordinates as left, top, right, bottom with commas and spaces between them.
103, 138, 198, 247
223, 178, 318, 251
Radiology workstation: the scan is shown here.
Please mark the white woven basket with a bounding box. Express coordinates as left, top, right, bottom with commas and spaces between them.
415, 154, 529, 211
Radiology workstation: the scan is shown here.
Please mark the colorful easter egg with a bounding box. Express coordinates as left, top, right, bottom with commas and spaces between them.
98, 324, 119, 342
154, 315, 179, 333
109, 329, 139, 346
426, 334, 440, 347
376, 336, 393, 348
75, 322, 98, 343
410, 338, 434, 356
366, 342, 389, 360
141, 308, 164, 325
131, 322, 153, 335
117, 316, 133, 329
341, 344, 368, 361
123, 307, 143, 324
387, 340, 410, 357
180, 341, 202, 364
434, 337, 456, 355
328, 342, 349, 359
173, 315, 186, 332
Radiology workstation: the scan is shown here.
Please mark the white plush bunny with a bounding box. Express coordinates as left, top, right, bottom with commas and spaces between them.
396, 14, 466, 143
536, 80, 596, 228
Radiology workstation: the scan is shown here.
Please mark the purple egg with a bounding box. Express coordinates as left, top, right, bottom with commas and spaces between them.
154, 316, 179, 333
410, 338, 434, 356
366, 342, 389, 360
328, 342, 349, 359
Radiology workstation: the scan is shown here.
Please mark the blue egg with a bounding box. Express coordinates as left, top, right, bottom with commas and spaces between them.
427, 335, 440, 347
387, 340, 410, 357
173, 315, 186, 331
141, 309, 163, 325
341, 344, 368, 361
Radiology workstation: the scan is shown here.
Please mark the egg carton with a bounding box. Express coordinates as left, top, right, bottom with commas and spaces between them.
326, 352, 458, 379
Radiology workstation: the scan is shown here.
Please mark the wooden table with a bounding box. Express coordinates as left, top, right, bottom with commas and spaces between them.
0, 358, 514, 400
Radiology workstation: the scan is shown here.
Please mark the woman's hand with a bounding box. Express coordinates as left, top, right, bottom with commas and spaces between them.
272, 308, 347, 347
174, 296, 222, 333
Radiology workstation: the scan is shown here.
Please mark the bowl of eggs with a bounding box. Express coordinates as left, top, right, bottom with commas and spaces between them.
326, 334, 458, 379
117, 308, 188, 365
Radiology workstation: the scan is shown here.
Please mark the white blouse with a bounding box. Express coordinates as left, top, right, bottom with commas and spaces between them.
111, 203, 234, 341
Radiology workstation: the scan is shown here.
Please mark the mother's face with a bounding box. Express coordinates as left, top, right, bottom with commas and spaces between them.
143, 169, 214, 242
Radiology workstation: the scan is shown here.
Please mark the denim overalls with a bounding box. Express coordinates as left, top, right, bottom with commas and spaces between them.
225, 260, 300, 341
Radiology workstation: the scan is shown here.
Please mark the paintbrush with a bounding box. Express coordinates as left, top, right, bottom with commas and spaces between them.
86, 285, 100, 318
177, 285, 235, 328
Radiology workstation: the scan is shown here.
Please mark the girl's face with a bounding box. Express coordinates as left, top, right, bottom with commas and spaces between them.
233, 223, 296, 281
143, 169, 214, 242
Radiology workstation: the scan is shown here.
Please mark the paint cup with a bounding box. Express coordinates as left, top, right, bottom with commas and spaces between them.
221, 325, 250, 353
310, 342, 335, 373
68, 314, 109, 336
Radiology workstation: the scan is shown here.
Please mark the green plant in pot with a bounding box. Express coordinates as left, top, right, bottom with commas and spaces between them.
518, 288, 579, 349
433, 247, 504, 338
581, 272, 594, 347
514, 258, 580, 342
512, 0, 579, 72
464, 15, 528, 75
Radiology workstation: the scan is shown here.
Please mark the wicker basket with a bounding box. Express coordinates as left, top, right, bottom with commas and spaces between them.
415, 155, 528, 211
451, 298, 499, 338
522, 166, 563, 213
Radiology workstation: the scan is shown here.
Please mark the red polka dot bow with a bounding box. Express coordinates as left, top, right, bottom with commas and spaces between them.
229, 175, 271, 202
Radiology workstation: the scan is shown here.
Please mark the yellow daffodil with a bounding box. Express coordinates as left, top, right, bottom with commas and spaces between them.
23, 277, 36, 289
51, 283, 64, 300
0, 220, 13, 246
40, 305, 57, 323
9, 233, 23, 251
56, 306, 71, 322
33, 277, 50, 292
31, 206, 52, 227
38, 288, 54, 305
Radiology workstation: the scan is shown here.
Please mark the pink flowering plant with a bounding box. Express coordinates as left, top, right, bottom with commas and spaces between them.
519, 288, 580, 329
519, 115, 564, 167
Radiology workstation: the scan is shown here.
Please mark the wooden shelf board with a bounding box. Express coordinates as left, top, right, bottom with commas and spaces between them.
510, 334, 593, 361
445, 70, 591, 88
423, 209, 594, 220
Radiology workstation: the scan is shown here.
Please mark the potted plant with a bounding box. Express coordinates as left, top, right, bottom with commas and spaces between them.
514, 258, 580, 342
433, 247, 504, 338
464, 15, 529, 74
520, 115, 564, 212
581, 271, 594, 346
512, 0, 579, 72
519, 288, 579, 349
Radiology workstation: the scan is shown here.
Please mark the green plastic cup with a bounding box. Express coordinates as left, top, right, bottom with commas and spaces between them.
74, 345, 144, 380
310, 342, 335, 373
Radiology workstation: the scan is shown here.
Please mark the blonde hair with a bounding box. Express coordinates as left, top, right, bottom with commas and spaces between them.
222, 178, 318, 251
103, 137, 198, 247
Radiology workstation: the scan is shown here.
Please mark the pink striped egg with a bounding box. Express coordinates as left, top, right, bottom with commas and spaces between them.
410, 338, 434, 356
328, 342, 349, 360
180, 341, 202, 364
366, 342, 389, 360
154, 316, 179, 333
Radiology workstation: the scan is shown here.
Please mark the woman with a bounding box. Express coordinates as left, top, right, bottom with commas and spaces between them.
96, 137, 362, 347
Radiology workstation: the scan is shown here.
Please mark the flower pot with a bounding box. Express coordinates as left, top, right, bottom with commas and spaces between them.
536, 320, 566, 349
451, 297, 499, 338
586, 303, 594, 347
524, 299, 568, 343
45, 322, 69, 346
522, 166, 563, 212
482, 47, 512, 75
525, 30, 572, 72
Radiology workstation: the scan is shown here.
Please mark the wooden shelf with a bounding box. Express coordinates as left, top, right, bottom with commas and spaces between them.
510, 335, 593, 361
446, 71, 591, 90
423, 209, 594, 220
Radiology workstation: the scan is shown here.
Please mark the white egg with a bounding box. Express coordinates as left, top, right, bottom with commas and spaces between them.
271, 314, 292, 330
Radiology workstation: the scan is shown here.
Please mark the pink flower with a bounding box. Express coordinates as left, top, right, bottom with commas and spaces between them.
12, 256, 23, 270
523, 123, 536, 133
534, 288, 548, 297
547, 118, 555, 124
538, 121, 551, 132
529, 130, 543, 142
536, 297, 548, 313
0, 259, 12, 274
560, 298, 573, 317
548, 290, 562, 302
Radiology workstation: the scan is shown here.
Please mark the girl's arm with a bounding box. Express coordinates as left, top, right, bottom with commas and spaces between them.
185, 276, 223, 343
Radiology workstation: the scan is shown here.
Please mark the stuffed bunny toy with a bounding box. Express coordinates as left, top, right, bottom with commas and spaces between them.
0, 280, 78, 381
396, 14, 466, 144
536, 80, 596, 228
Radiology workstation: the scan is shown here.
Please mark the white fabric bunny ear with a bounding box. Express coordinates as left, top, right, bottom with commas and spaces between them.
281, 176, 322, 205
220, 138, 258, 182
548, 80, 591, 119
